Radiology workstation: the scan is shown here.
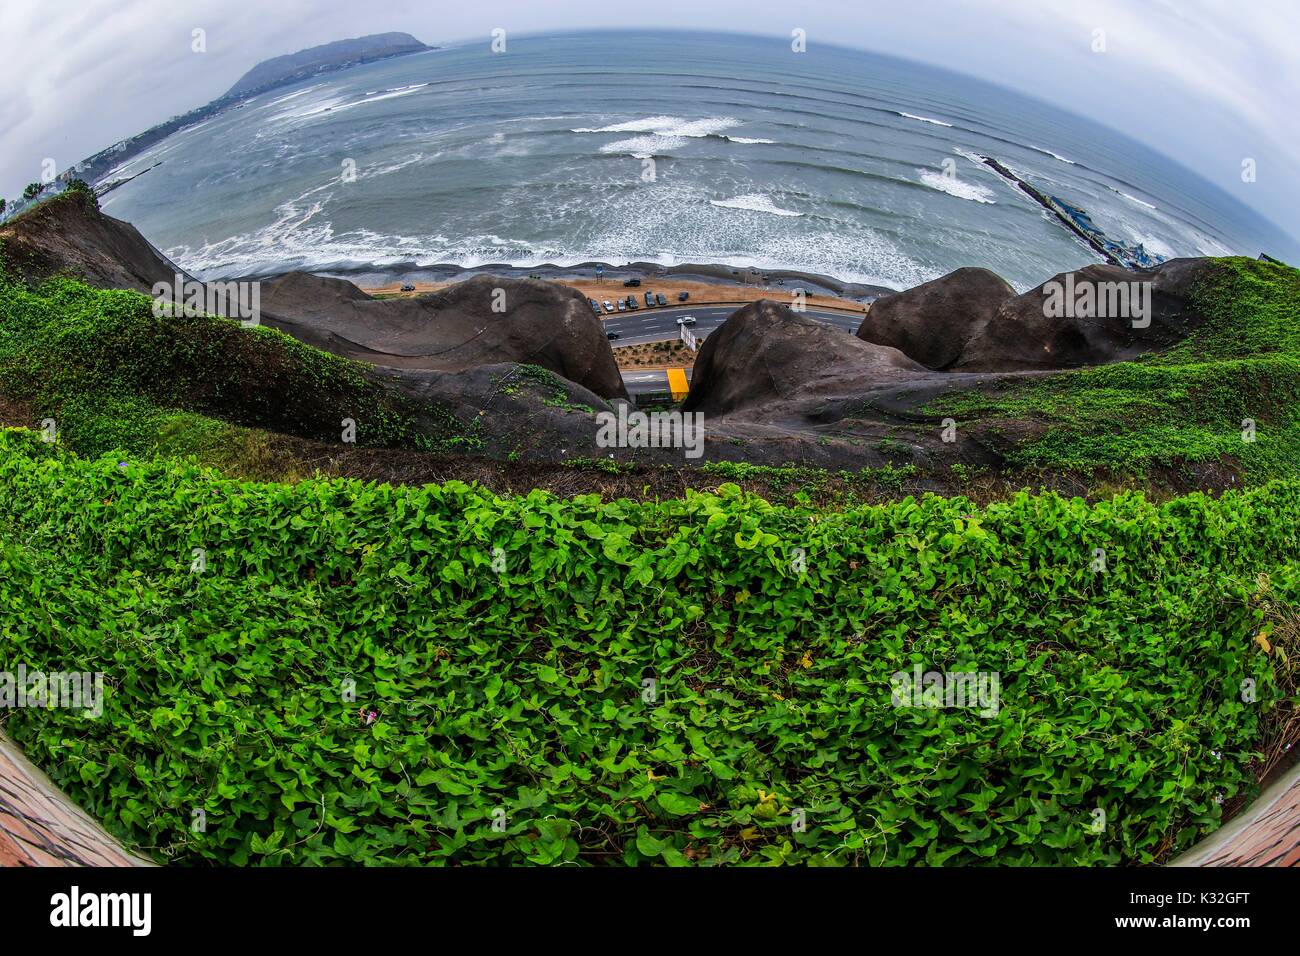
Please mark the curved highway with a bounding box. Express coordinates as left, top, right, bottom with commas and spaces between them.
601, 303, 864, 346
608, 303, 866, 397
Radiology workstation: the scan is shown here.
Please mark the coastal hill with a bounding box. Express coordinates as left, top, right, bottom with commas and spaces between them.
223, 32, 431, 98
0, 182, 186, 290
14, 33, 432, 216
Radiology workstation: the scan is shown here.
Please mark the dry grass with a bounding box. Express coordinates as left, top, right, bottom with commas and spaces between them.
614, 339, 696, 368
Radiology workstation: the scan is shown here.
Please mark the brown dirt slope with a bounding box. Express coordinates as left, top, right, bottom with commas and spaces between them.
0, 191, 185, 291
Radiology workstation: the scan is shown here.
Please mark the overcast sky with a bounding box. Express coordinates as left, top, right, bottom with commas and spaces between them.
3, 0, 1295, 238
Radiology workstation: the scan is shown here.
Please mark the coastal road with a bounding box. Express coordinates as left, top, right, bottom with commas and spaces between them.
608, 303, 864, 397
622, 367, 694, 399
609, 304, 865, 398
601, 303, 864, 346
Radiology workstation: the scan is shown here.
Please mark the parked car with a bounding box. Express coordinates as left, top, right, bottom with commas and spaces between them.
645, 292, 655, 307
676, 315, 697, 326
656, 293, 668, 306
606, 331, 621, 340
603, 301, 614, 313
677, 291, 689, 302
400, 284, 415, 292
623, 278, 641, 287
626, 296, 638, 310
617, 300, 626, 312
589, 299, 602, 315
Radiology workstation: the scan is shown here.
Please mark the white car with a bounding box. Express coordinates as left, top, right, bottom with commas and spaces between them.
603, 300, 614, 313
676, 315, 696, 326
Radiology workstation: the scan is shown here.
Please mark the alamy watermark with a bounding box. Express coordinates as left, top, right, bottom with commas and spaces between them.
152, 273, 261, 326
595, 405, 705, 459
1042, 273, 1151, 329
50, 886, 150, 936
890, 665, 1000, 717
1, 665, 104, 717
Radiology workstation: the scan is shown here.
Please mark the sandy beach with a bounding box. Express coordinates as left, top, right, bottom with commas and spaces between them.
365, 274, 871, 314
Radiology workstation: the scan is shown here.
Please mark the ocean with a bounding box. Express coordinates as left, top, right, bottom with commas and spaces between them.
96, 29, 1293, 292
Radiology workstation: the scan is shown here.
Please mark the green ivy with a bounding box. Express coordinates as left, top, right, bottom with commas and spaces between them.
0, 428, 1294, 866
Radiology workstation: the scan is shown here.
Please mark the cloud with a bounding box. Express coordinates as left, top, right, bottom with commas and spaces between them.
0, 0, 1294, 238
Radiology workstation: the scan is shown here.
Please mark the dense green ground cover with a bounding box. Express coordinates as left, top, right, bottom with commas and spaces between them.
929, 257, 1300, 478
0, 268, 466, 458
0, 429, 1294, 865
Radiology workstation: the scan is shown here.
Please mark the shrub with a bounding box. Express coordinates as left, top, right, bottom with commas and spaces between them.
0, 429, 1295, 866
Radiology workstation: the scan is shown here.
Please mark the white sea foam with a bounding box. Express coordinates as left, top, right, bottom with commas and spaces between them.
575, 115, 759, 156
1111, 187, 1157, 210
600, 134, 683, 158
1132, 233, 1177, 259
262, 85, 324, 108
573, 115, 740, 137
1027, 145, 1076, 164
273, 84, 429, 122
165, 178, 931, 290
367, 152, 430, 178
365, 84, 428, 96
709, 193, 802, 217
918, 170, 996, 203
897, 111, 953, 127
483, 132, 532, 158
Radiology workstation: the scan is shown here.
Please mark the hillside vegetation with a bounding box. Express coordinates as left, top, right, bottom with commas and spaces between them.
0, 269, 480, 463
2, 198, 1300, 866
0, 429, 1296, 865
930, 257, 1300, 480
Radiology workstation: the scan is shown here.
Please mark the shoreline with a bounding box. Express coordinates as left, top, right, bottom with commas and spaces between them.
343, 260, 893, 308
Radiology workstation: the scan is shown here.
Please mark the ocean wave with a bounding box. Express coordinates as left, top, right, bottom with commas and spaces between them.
365, 84, 428, 96
709, 193, 802, 217
572, 115, 741, 137
576, 115, 767, 157
918, 170, 996, 203
599, 134, 682, 158
1131, 233, 1176, 259
1027, 145, 1076, 164
897, 111, 953, 127
261, 85, 324, 109
164, 179, 931, 290
367, 152, 432, 178
1110, 187, 1157, 210
273, 83, 430, 123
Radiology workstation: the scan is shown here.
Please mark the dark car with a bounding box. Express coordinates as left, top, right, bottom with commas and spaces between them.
656, 293, 668, 306
645, 292, 655, 307
400, 284, 415, 292
589, 299, 602, 315
623, 278, 641, 287
606, 331, 621, 340
677, 291, 689, 302
626, 296, 638, 310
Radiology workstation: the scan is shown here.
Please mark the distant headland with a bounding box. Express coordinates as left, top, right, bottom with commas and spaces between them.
19, 33, 434, 212
223, 32, 432, 98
